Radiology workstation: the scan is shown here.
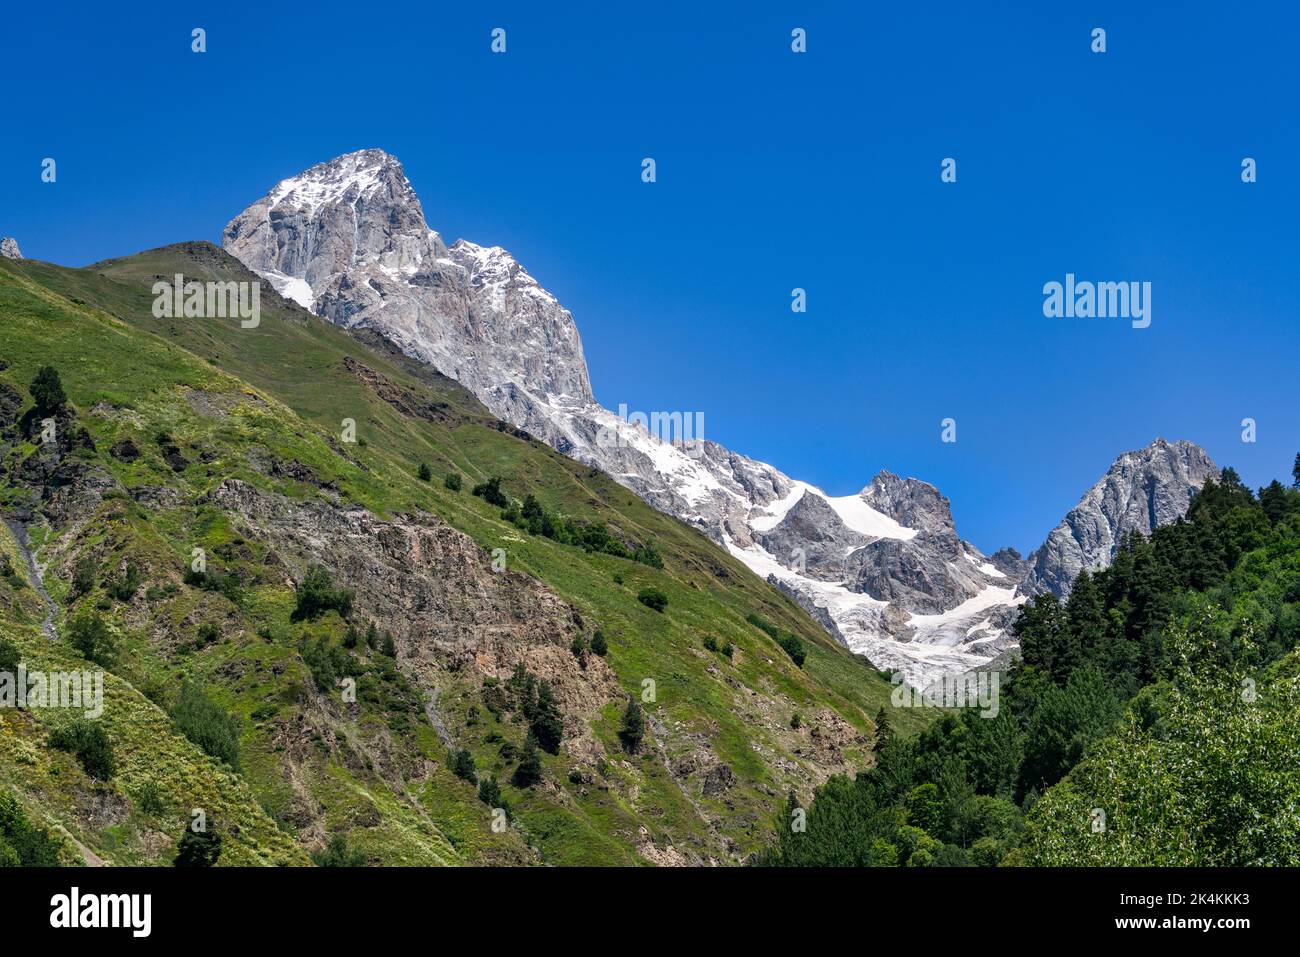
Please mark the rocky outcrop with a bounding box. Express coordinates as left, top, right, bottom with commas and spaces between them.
1018, 439, 1218, 597
0, 237, 21, 260
209, 479, 623, 738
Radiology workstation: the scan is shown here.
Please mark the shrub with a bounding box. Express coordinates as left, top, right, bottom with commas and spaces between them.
477, 775, 503, 807
702, 635, 718, 652
720, 641, 734, 659
0, 635, 20, 675
291, 564, 354, 622
590, 631, 608, 656
104, 563, 143, 602
135, 779, 166, 816
471, 476, 509, 508
311, 833, 367, 867
70, 555, 97, 598
637, 588, 668, 613
49, 719, 116, 779
171, 681, 241, 770
777, 632, 807, 668
0, 794, 62, 866
417, 462, 432, 482
444, 472, 463, 492
632, 540, 664, 569
67, 610, 116, 666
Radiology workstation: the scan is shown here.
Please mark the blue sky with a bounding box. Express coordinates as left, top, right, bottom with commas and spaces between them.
2, 1, 1297, 553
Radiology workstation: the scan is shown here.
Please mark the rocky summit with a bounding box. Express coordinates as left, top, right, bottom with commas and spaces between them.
223, 149, 1219, 683
0, 237, 21, 260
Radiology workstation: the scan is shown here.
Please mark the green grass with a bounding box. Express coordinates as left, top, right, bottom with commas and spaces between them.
0, 244, 931, 865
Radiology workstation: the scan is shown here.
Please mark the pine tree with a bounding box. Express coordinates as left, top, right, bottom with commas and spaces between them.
174, 825, 222, 867
589, 630, 608, 656
417, 462, 432, 482
1293, 453, 1300, 489
873, 707, 894, 750
450, 748, 476, 783
29, 365, 67, 417
530, 681, 564, 755
513, 732, 543, 788
619, 697, 645, 754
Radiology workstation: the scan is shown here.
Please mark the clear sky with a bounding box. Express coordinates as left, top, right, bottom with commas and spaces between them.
2, 1, 1297, 554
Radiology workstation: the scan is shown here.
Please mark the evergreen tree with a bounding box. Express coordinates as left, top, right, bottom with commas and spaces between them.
29, 365, 67, 417
589, 630, 608, 656
873, 707, 894, 750
174, 826, 222, 867
529, 681, 564, 755
513, 732, 543, 788
450, 748, 477, 783
619, 697, 645, 754
417, 462, 432, 482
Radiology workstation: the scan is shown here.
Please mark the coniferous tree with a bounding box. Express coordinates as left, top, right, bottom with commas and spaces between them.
619, 697, 645, 754
29, 365, 67, 417
175, 826, 222, 867
530, 681, 564, 755
513, 732, 543, 788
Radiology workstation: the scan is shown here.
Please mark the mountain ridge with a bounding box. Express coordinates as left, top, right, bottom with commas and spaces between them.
220, 148, 1218, 681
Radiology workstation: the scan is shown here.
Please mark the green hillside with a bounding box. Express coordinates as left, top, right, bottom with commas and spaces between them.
0, 244, 923, 866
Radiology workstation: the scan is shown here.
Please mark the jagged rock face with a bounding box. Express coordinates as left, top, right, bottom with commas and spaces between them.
757, 491, 867, 580
1018, 439, 1218, 597
0, 237, 21, 260
864, 471, 955, 534
220, 149, 1216, 683
222, 149, 593, 413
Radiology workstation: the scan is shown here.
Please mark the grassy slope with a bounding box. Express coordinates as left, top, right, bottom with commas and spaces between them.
0, 245, 927, 865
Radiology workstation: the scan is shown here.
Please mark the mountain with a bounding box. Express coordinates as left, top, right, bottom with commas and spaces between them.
221, 149, 1216, 684
1, 243, 911, 866
1017, 439, 1218, 598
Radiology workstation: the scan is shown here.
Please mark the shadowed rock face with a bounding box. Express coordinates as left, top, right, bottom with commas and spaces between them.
1018, 439, 1218, 598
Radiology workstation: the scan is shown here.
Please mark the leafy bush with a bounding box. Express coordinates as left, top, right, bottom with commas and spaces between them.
291, 564, 354, 622
312, 833, 367, 867
637, 588, 668, 613
417, 462, 432, 481
67, 610, 116, 666
590, 630, 608, 656
170, 681, 241, 770
0, 794, 63, 866
49, 719, 116, 779
104, 562, 143, 602
444, 472, 463, 492
471, 476, 509, 508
